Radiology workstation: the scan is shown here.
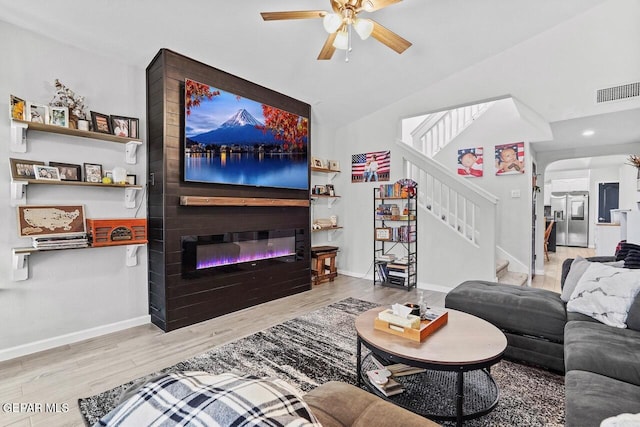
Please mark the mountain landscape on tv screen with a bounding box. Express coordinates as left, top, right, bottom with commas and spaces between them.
187, 109, 288, 146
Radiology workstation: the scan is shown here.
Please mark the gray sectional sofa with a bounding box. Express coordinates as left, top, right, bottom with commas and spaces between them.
445, 256, 640, 427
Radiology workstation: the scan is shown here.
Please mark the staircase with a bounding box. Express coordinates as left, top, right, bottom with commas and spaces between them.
496, 259, 528, 286
410, 101, 495, 158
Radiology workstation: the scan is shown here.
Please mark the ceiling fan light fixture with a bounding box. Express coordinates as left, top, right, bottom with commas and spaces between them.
333, 30, 349, 50
353, 18, 374, 40
323, 13, 343, 33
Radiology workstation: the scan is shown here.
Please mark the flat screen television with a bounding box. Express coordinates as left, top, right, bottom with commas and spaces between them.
184, 78, 309, 190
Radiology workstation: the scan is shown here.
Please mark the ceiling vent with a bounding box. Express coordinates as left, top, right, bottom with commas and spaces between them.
596, 82, 640, 103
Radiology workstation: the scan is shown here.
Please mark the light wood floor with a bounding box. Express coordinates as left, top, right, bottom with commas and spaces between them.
530, 246, 595, 292
0, 276, 446, 427
0, 248, 589, 427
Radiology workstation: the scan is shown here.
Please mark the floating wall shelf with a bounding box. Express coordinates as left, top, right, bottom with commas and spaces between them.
10, 179, 143, 208
10, 119, 143, 164
11, 244, 146, 281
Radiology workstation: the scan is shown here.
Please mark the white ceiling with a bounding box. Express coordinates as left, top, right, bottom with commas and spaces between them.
2, 0, 639, 154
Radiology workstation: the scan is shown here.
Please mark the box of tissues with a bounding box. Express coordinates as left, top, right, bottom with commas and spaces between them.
374, 303, 448, 342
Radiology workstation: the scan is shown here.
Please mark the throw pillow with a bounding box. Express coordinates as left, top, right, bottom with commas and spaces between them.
626, 293, 640, 331
616, 242, 640, 261
96, 372, 322, 427
561, 257, 591, 303
625, 249, 640, 269
567, 262, 640, 328
561, 257, 625, 302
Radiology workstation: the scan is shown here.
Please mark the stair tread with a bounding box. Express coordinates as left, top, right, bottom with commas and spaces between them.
495, 259, 509, 277
497, 271, 528, 286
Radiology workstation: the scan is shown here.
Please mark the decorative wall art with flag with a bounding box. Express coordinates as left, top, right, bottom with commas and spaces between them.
457, 147, 483, 178
351, 150, 391, 182
495, 142, 525, 175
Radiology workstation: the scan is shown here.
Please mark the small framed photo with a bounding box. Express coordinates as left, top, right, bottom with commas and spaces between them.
311, 157, 323, 169
10, 158, 45, 180
126, 174, 137, 185
49, 162, 81, 181
84, 163, 103, 183
49, 106, 69, 128
375, 227, 392, 241
90, 111, 112, 134
326, 184, 335, 196
329, 160, 340, 171
313, 185, 326, 195
34, 165, 61, 181
10, 95, 26, 120
26, 102, 49, 124
110, 115, 130, 137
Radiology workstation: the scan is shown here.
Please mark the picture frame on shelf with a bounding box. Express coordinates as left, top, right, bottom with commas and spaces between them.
329, 160, 340, 171
10, 95, 25, 120
9, 158, 45, 180
16, 205, 86, 238
375, 227, 392, 241
110, 115, 131, 137
33, 165, 61, 181
49, 106, 69, 128
129, 117, 139, 138
26, 102, 49, 124
83, 163, 103, 183
49, 162, 81, 181
90, 111, 112, 134
313, 185, 327, 195
126, 174, 137, 185
326, 184, 335, 196
311, 157, 323, 169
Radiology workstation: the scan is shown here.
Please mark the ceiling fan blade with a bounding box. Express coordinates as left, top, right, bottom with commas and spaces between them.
260, 10, 326, 21
318, 32, 337, 60
370, 20, 412, 54
359, 0, 402, 12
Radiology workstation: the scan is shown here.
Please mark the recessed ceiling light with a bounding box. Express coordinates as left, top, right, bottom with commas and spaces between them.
582, 129, 595, 137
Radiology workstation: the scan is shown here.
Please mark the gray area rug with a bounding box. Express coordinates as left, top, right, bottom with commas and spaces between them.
79, 297, 564, 426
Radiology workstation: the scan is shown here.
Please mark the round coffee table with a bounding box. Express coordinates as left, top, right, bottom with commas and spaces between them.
355, 307, 507, 426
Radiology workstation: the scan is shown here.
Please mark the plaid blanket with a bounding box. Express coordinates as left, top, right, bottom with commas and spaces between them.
95, 372, 323, 427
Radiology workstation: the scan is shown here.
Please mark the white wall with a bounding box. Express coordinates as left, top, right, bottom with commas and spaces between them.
431, 99, 537, 271
0, 21, 148, 359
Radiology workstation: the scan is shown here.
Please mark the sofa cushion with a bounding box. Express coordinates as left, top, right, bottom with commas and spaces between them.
303, 381, 438, 427
566, 262, 640, 328
565, 370, 640, 427
445, 281, 567, 342
560, 256, 616, 289
565, 321, 640, 386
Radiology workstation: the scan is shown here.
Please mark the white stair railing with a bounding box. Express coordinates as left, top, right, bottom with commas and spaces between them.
411, 101, 495, 158
395, 140, 499, 284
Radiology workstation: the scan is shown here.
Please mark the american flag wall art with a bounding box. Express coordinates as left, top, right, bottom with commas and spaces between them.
351, 150, 391, 182
495, 142, 525, 175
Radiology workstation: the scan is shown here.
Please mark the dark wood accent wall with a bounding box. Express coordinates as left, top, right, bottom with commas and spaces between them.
146, 49, 311, 332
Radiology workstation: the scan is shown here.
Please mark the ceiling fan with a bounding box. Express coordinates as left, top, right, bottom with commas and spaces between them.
261, 0, 412, 61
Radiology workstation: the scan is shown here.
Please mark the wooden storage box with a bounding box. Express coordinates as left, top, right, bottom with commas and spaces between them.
86, 218, 148, 247
374, 311, 448, 342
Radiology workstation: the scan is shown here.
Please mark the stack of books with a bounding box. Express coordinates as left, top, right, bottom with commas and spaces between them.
32, 234, 89, 250
366, 370, 404, 397
386, 262, 414, 287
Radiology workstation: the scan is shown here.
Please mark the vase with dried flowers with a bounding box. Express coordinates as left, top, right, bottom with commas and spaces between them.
49, 79, 89, 130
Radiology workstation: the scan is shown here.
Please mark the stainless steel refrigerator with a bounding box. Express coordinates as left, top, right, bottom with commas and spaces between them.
550, 191, 589, 247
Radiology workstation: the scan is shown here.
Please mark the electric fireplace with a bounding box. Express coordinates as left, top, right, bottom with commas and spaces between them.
182, 229, 305, 277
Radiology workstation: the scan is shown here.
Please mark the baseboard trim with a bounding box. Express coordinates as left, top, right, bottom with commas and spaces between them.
339, 270, 453, 294
0, 315, 151, 362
